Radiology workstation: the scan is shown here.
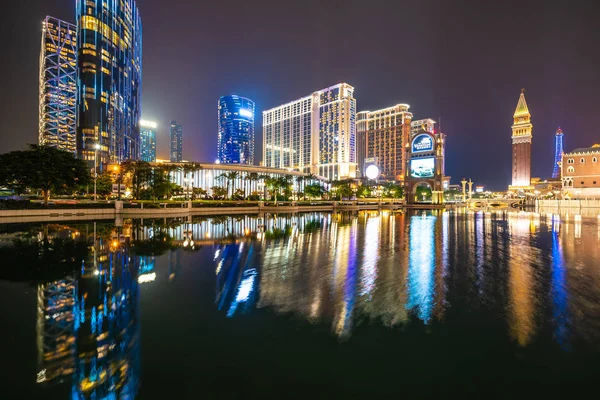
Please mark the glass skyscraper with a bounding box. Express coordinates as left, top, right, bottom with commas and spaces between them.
170, 121, 183, 162
140, 119, 157, 162
76, 0, 142, 167
218, 95, 255, 165
263, 83, 356, 180
39, 17, 77, 153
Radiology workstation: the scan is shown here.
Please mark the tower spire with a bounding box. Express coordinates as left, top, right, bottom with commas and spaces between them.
514, 89, 530, 117
553, 127, 564, 179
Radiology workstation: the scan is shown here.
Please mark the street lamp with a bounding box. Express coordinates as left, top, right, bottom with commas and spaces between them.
93, 143, 101, 201
112, 165, 122, 200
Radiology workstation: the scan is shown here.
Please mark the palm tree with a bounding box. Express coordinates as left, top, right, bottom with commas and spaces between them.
218, 171, 240, 200
181, 163, 202, 199
296, 176, 304, 200
246, 172, 260, 198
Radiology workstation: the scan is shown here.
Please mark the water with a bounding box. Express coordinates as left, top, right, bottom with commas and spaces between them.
2, 210, 600, 398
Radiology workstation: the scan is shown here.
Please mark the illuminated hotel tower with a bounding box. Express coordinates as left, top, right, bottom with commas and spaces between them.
357, 104, 413, 180
218, 95, 255, 165
263, 83, 357, 180
553, 127, 564, 179
511, 89, 533, 188
39, 17, 77, 153
76, 0, 142, 167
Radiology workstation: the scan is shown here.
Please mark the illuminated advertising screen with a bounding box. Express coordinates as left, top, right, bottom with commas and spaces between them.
410, 158, 435, 178
412, 134, 434, 153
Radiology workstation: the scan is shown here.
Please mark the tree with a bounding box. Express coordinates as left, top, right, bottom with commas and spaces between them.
193, 187, 208, 199
211, 186, 227, 200
415, 185, 432, 202
181, 163, 202, 199
331, 179, 353, 200
95, 172, 114, 198
356, 185, 372, 198
232, 188, 245, 200
383, 182, 404, 199
150, 165, 179, 200
122, 160, 152, 199
0, 145, 91, 205
218, 171, 240, 200
305, 183, 325, 199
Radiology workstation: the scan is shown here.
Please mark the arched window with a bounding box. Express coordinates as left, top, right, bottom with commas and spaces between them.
581, 158, 586, 163
568, 158, 574, 164
567, 166, 575, 173
593, 157, 598, 163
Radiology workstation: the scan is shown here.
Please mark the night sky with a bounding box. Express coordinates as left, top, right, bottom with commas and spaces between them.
1, 0, 599, 190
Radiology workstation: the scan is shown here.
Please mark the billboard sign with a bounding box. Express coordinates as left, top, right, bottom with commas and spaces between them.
412, 134, 434, 153
410, 158, 435, 178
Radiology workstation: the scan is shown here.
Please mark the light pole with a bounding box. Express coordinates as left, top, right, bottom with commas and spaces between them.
93, 143, 100, 201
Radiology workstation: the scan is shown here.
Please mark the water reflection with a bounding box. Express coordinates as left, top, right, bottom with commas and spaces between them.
2, 210, 600, 397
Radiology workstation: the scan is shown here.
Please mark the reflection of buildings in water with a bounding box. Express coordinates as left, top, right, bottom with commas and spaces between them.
331, 219, 358, 337
35, 224, 140, 399
507, 214, 538, 346
36, 277, 76, 385
215, 241, 260, 317
406, 214, 436, 324
560, 216, 600, 345
551, 231, 569, 349
356, 212, 409, 327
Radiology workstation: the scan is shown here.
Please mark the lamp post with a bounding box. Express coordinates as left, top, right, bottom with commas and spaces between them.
93, 143, 101, 201
113, 165, 122, 200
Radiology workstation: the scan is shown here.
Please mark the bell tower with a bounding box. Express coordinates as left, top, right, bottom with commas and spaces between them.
510, 89, 533, 188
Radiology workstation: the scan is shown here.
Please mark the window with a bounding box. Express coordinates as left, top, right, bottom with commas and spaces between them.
567, 158, 574, 164
593, 157, 598, 163
567, 166, 575, 173
581, 181, 584, 185
581, 158, 585, 163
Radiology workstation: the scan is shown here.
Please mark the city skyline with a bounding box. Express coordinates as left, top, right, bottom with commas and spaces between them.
1, 1, 600, 189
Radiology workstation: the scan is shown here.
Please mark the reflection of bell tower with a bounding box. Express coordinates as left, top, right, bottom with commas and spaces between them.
511, 89, 533, 188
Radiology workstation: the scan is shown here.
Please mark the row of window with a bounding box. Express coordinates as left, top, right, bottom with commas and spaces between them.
566, 157, 598, 164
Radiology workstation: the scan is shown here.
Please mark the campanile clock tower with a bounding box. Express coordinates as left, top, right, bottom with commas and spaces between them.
510, 89, 533, 188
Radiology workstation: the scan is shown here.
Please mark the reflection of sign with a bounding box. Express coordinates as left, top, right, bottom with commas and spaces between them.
410, 158, 435, 178
412, 134, 433, 153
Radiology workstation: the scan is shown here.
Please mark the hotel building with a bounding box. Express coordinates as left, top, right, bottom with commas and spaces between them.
218, 95, 255, 165
562, 144, 600, 198
262, 83, 357, 181
39, 17, 77, 153
76, 0, 142, 167
140, 119, 157, 162
357, 104, 413, 180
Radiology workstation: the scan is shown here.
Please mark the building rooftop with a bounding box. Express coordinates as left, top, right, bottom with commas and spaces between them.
565, 144, 600, 154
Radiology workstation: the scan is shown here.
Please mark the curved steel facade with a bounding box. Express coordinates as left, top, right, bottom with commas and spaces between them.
218, 95, 255, 165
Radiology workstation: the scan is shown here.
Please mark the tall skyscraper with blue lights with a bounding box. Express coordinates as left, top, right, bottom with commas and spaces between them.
218, 95, 255, 165
39, 16, 77, 154
75, 0, 142, 167
170, 121, 183, 162
553, 127, 564, 178
140, 119, 157, 162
